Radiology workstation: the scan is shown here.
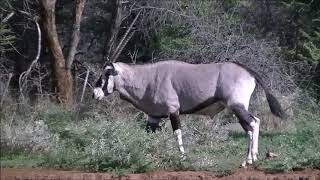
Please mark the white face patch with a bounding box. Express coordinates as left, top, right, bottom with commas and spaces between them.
107, 76, 114, 94
105, 66, 113, 70
101, 79, 105, 87
93, 87, 105, 100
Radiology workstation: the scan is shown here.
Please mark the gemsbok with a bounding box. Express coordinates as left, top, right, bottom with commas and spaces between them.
93, 60, 285, 167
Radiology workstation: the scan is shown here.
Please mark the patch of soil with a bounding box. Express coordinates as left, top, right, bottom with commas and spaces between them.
1, 168, 319, 180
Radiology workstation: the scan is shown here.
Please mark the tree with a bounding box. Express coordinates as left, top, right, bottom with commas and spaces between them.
39, 0, 85, 105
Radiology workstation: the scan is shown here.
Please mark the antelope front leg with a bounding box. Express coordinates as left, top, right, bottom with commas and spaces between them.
169, 112, 185, 156
146, 115, 161, 133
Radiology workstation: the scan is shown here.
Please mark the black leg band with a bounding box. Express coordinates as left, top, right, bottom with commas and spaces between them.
230, 104, 254, 132
169, 112, 181, 132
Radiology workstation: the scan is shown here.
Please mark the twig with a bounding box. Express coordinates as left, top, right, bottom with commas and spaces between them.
77, 77, 93, 90
128, 49, 138, 64
132, 6, 195, 19
0, 73, 13, 106
66, 0, 86, 69
19, 18, 41, 95
80, 69, 90, 102
37, 63, 43, 98
1, 12, 15, 23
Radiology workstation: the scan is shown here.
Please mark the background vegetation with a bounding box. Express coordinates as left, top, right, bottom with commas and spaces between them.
1, 0, 319, 175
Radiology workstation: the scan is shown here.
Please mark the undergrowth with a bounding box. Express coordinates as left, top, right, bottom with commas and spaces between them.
1, 100, 319, 175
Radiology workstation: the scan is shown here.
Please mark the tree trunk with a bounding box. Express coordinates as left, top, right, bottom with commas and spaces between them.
40, 0, 73, 104
40, 0, 85, 105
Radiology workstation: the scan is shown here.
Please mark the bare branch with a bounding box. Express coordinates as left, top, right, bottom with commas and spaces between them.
128, 49, 138, 64
0, 73, 13, 106
132, 5, 195, 19
19, 19, 41, 93
66, 0, 86, 69
80, 69, 89, 102
1, 12, 15, 23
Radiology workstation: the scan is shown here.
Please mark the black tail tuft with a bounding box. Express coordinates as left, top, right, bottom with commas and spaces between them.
266, 92, 287, 119
232, 62, 287, 119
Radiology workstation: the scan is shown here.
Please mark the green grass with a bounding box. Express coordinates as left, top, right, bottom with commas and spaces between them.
257, 119, 320, 171
188, 114, 320, 173
1, 102, 319, 175
0, 150, 45, 168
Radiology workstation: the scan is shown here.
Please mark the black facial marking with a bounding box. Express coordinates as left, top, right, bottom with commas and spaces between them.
104, 63, 118, 76
95, 76, 103, 88
95, 63, 118, 90
106, 69, 117, 76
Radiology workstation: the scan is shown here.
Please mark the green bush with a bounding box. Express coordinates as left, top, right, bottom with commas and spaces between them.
153, 24, 192, 53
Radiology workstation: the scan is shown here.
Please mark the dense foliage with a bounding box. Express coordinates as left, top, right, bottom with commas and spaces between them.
0, 0, 319, 175
1, 0, 319, 100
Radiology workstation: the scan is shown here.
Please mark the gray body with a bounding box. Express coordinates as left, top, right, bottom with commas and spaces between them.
93, 60, 285, 167
113, 61, 254, 116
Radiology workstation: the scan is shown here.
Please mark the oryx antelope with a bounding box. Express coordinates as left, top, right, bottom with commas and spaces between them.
93, 60, 285, 167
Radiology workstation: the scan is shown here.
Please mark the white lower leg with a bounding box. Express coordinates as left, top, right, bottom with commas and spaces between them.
250, 117, 260, 162
242, 131, 253, 167
174, 129, 185, 155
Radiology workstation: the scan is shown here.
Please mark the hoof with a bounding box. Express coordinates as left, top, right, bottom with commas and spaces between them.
252, 156, 258, 162
179, 153, 186, 160
241, 161, 248, 168
241, 159, 253, 168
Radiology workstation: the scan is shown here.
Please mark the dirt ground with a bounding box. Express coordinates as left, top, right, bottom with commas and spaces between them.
1, 168, 319, 180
